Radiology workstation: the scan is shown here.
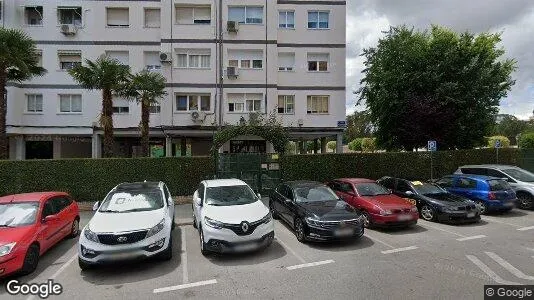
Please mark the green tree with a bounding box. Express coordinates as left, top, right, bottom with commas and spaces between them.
519, 133, 534, 149
361, 138, 377, 152
487, 136, 510, 148
0, 28, 46, 159
345, 110, 374, 142
348, 138, 363, 152
357, 25, 516, 151
493, 114, 526, 145
121, 70, 167, 157
327, 141, 336, 152
69, 57, 131, 157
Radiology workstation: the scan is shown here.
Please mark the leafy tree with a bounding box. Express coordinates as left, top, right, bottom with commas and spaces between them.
345, 110, 374, 142
357, 25, 516, 151
0, 28, 46, 159
286, 141, 296, 154
69, 57, 131, 157
327, 141, 336, 152
493, 114, 526, 145
121, 70, 167, 157
519, 133, 534, 149
348, 138, 363, 152
487, 136, 510, 148
361, 138, 377, 152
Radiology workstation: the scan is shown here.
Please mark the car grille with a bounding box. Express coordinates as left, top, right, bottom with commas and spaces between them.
98, 230, 148, 245
223, 219, 264, 236
391, 208, 412, 214
456, 205, 477, 211
319, 219, 361, 229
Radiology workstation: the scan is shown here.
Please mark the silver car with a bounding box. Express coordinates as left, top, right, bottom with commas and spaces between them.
455, 165, 534, 209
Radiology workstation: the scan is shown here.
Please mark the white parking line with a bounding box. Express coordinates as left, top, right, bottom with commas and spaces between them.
27, 253, 78, 300
153, 279, 218, 294
456, 235, 486, 242
466, 255, 520, 285
481, 217, 521, 228
517, 226, 534, 231
419, 221, 466, 238
364, 233, 395, 249
381, 246, 418, 254
181, 228, 189, 284
275, 237, 306, 264
485, 252, 534, 281
286, 260, 335, 270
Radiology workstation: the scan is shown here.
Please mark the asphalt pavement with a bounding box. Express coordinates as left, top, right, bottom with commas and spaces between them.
1, 202, 534, 300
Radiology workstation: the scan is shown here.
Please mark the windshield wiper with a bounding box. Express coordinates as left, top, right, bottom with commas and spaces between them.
99, 209, 123, 213
0, 224, 15, 228
123, 208, 154, 212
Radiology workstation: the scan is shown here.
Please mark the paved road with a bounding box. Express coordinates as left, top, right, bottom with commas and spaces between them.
1, 203, 534, 300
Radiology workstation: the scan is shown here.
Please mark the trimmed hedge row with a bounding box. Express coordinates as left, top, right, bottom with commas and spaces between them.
280, 148, 522, 182
0, 157, 214, 202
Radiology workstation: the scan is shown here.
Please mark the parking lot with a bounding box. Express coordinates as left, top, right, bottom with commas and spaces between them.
1, 200, 534, 300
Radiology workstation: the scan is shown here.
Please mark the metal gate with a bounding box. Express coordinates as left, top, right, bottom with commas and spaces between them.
217, 153, 282, 194
520, 149, 534, 173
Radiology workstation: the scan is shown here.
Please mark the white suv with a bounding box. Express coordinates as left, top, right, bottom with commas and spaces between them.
192, 179, 274, 255
78, 182, 175, 269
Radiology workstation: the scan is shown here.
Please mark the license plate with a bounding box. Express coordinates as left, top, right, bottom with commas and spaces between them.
397, 214, 413, 221
335, 228, 354, 237
114, 252, 135, 260
504, 202, 514, 207
467, 212, 476, 218
234, 243, 257, 252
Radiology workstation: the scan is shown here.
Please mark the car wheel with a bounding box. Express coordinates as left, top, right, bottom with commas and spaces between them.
68, 218, 80, 238
199, 227, 210, 256
294, 218, 307, 243
159, 234, 173, 261
269, 201, 280, 220
475, 201, 488, 215
361, 211, 372, 228
192, 214, 198, 229
517, 193, 533, 210
20, 244, 40, 275
420, 205, 436, 221
171, 214, 176, 231
78, 257, 93, 271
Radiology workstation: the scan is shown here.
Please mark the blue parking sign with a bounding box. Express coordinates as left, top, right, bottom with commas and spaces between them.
495, 139, 502, 148
428, 141, 437, 152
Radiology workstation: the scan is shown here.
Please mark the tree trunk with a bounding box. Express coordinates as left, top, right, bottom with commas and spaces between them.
140, 97, 150, 157
0, 71, 8, 159
101, 89, 114, 158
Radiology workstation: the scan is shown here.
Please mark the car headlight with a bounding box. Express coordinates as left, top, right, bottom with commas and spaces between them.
411, 206, 418, 212
84, 227, 99, 243
305, 217, 324, 226
260, 212, 272, 224
0, 242, 16, 257
146, 219, 166, 238
204, 217, 224, 229
379, 209, 393, 216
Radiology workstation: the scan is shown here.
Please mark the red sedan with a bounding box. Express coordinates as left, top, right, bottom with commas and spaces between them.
0, 192, 79, 278
327, 178, 419, 228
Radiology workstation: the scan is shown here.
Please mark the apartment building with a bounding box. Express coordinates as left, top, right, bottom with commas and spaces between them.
1, 0, 346, 159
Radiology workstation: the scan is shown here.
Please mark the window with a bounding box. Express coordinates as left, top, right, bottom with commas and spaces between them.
59, 94, 82, 113
308, 11, 329, 29
26, 94, 43, 113
460, 168, 486, 175
106, 8, 129, 27
278, 52, 295, 71
379, 178, 395, 190
279, 11, 294, 28
278, 185, 293, 200
277, 95, 294, 114
176, 5, 211, 25
307, 96, 329, 114
457, 178, 477, 189
52, 197, 72, 212
227, 49, 263, 69
112, 98, 129, 114
58, 51, 82, 70
36, 50, 43, 67
229, 6, 263, 24
308, 53, 329, 72
175, 94, 210, 112
228, 93, 262, 113
144, 8, 160, 28
105, 51, 129, 66
396, 181, 413, 193
58, 7, 82, 26
144, 51, 161, 71
25, 6, 43, 26
340, 183, 354, 194
149, 102, 161, 114
175, 49, 211, 69
436, 177, 455, 188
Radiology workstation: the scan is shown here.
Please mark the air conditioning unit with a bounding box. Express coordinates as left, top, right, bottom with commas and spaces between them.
226, 66, 238, 79
159, 52, 172, 63
191, 111, 206, 122
227, 21, 239, 33
60, 24, 77, 35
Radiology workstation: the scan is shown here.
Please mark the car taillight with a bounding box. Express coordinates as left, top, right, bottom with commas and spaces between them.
488, 192, 497, 200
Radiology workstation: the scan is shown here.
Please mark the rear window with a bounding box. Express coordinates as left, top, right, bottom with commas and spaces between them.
487, 179, 511, 191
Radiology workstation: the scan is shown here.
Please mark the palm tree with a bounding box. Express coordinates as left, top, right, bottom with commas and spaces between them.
69, 57, 131, 157
0, 28, 46, 159
121, 70, 166, 157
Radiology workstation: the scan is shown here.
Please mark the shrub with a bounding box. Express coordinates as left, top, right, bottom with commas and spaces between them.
487, 136, 511, 148
519, 132, 534, 149
361, 138, 377, 152
348, 138, 363, 152
327, 141, 336, 151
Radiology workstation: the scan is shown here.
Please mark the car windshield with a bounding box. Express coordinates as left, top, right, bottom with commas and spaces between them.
294, 186, 339, 202
205, 185, 258, 206
502, 168, 534, 182
99, 190, 164, 213
488, 179, 511, 191
413, 183, 447, 195
355, 183, 391, 196
0, 202, 39, 227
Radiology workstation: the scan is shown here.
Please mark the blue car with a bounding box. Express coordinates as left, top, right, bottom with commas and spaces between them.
435, 174, 517, 214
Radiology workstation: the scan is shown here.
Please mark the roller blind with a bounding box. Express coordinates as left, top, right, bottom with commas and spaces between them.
107, 8, 129, 26
307, 53, 328, 61
278, 53, 295, 67
144, 8, 160, 27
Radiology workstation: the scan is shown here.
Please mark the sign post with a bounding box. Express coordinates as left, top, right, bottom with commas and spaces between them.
495, 139, 502, 164
428, 141, 437, 180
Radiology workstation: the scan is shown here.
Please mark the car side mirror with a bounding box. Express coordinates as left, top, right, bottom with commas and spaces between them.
44, 215, 59, 222
92, 201, 100, 211
405, 191, 414, 196
193, 191, 202, 207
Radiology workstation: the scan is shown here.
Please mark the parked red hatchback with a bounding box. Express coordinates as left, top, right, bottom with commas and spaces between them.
327, 178, 419, 228
0, 192, 79, 278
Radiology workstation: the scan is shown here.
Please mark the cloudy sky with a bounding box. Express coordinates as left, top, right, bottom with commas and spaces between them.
346, 0, 534, 119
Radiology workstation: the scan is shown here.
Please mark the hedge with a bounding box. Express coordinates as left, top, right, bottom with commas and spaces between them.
0, 157, 214, 202
280, 148, 522, 182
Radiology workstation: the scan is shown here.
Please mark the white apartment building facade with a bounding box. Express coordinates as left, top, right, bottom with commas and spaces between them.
1, 0, 346, 159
